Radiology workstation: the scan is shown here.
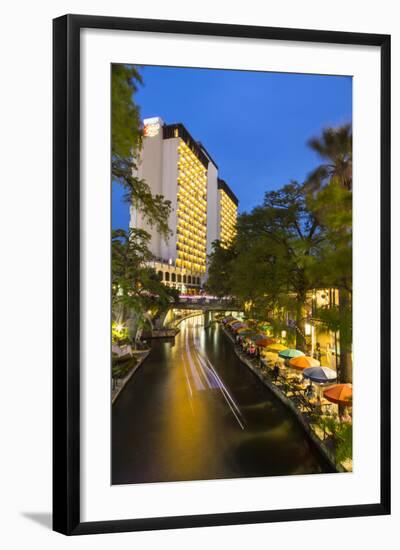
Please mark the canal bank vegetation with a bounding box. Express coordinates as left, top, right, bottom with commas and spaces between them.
207, 124, 352, 386
112, 65, 179, 345
112, 227, 179, 345
112, 349, 151, 404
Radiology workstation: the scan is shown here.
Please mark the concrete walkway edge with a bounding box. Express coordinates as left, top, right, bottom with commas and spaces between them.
112, 350, 151, 405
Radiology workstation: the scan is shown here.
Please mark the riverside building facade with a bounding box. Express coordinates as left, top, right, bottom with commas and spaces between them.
131, 117, 238, 294
218, 179, 239, 247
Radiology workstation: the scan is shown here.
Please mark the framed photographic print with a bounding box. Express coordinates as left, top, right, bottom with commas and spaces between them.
53, 14, 391, 535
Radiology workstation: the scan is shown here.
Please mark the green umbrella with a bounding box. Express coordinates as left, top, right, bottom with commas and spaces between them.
278, 348, 305, 359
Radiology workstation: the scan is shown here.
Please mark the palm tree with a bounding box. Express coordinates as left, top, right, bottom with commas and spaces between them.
306, 125, 352, 384
307, 124, 352, 191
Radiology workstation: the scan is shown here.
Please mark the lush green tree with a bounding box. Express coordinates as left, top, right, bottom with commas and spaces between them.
231, 181, 324, 351
112, 64, 142, 162
112, 229, 177, 343
306, 125, 352, 383
334, 420, 353, 466
112, 64, 172, 239
206, 125, 352, 374
315, 415, 352, 467
306, 124, 352, 191
111, 65, 176, 343
205, 240, 237, 298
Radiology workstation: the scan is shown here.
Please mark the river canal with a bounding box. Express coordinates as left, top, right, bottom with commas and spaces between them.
112, 314, 333, 484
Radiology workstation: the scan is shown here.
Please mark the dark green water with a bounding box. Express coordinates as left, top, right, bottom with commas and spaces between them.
112, 315, 333, 484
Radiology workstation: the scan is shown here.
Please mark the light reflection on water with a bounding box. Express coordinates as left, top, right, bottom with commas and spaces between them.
112, 313, 334, 484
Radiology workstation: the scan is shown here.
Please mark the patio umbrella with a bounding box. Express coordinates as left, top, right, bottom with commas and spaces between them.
289, 356, 320, 370
236, 329, 257, 336
258, 339, 277, 348
249, 335, 276, 348
251, 333, 267, 340
303, 366, 337, 384
226, 319, 240, 326
230, 321, 244, 328
236, 326, 250, 333
222, 316, 235, 324
232, 323, 247, 333
267, 343, 288, 353
278, 348, 305, 360
323, 384, 352, 405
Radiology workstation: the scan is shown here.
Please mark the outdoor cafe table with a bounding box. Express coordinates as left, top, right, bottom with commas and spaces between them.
308, 397, 334, 412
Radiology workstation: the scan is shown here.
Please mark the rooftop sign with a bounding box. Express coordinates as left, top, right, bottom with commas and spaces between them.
143, 117, 164, 137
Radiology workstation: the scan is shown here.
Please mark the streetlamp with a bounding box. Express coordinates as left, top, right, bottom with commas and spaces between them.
305, 320, 315, 357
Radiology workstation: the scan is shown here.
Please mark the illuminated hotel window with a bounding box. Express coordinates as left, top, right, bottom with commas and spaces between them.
176, 139, 207, 274
218, 179, 238, 249
171, 273, 176, 282
177, 274, 182, 283
165, 272, 170, 282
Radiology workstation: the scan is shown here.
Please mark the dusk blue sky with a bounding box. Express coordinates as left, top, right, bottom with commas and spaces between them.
112, 66, 352, 231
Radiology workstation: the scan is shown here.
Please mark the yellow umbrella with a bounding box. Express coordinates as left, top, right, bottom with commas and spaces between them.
267, 343, 288, 353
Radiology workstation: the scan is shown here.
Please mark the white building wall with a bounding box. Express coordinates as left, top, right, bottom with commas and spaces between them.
206, 161, 219, 259
129, 117, 164, 258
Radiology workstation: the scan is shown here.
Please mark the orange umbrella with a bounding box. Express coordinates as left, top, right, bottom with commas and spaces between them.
323, 384, 352, 405
236, 326, 250, 333
289, 356, 320, 370
250, 336, 276, 348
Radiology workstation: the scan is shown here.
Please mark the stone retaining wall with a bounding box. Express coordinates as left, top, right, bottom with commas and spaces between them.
112, 350, 150, 404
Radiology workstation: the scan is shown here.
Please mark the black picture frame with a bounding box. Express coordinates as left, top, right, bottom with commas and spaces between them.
53, 14, 391, 535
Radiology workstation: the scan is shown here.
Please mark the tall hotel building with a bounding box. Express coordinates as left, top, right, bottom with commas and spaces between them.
217, 179, 238, 248
131, 117, 238, 294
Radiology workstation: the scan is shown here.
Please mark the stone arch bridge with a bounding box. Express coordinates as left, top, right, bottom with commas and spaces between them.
156, 297, 242, 329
